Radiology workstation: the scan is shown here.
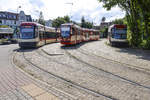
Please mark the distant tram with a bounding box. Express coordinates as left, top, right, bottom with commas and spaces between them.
60, 23, 99, 45
108, 24, 127, 46
18, 22, 59, 48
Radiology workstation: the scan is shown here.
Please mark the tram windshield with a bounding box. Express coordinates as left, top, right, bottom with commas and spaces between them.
114, 28, 127, 34
20, 26, 34, 39
61, 27, 70, 38
112, 28, 127, 39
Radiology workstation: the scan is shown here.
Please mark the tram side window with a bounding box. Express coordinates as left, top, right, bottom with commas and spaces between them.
111, 28, 114, 38
86, 32, 89, 38
72, 28, 75, 35
0, 20, 2, 24
35, 27, 38, 38
78, 29, 80, 35
39, 30, 44, 39
46, 32, 57, 39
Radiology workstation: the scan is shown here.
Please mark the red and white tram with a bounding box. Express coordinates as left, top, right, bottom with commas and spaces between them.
60, 23, 99, 45
18, 22, 60, 48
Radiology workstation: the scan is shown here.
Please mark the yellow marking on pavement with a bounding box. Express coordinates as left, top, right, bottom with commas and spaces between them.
35, 92, 60, 100
26, 87, 45, 97
22, 83, 38, 91
22, 84, 60, 100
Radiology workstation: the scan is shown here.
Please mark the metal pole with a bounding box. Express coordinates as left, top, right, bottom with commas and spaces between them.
65, 3, 73, 19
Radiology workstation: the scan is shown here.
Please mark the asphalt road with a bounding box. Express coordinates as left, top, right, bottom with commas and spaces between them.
0, 44, 35, 99
0, 44, 18, 68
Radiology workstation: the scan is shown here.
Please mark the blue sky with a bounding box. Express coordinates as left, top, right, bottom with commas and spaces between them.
0, 0, 125, 25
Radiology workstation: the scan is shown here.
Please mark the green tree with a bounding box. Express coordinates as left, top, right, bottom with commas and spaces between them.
52, 16, 70, 28
98, 0, 146, 48
112, 18, 124, 25
101, 17, 106, 22
136, 0, 150, 48
100, 27, 108, 38
81, 16, 93, 29
38, 11, 45, 25
81, 16, 86, 28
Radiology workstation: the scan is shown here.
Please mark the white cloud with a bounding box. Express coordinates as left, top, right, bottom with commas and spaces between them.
0, 0, 125, 25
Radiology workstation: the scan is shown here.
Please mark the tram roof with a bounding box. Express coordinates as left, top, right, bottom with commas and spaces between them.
45, 26, 55, 30
20, 22, 44, 27
61, 23, 81, 28
109, 24, 127, 29
61, 23, 74, 26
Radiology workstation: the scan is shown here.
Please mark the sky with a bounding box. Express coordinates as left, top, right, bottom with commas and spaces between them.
0, 0, 125, 25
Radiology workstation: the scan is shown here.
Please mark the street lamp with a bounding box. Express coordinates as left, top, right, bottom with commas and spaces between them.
65, 2, 73, 19
17, 6, 21, 13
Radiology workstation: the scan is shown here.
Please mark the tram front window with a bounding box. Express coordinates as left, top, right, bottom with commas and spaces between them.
61, 27, 70, 38
113, 29, 127, 39
20, 26, 35, 39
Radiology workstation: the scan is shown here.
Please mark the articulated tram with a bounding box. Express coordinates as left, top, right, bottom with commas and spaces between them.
18, 22, 59, 48
60, 23, 99, 45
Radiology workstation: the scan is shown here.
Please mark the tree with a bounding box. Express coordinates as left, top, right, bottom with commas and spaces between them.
64, 16, 70, 23
136, 0, 150, 48
101, 17, 106, 22
100, 27, 108, 38
38, 11, 45, 25
81, 16, 93, 29
52, 16, 70, 28
112, 18, 125, 25
98, 0, 149, 48
81, 16, 86, 28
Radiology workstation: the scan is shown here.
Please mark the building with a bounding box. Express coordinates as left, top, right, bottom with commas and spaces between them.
0, 11, 32, 27
94, 22, 113, 30
100, 22, 113, 29
45, 19, 53, 27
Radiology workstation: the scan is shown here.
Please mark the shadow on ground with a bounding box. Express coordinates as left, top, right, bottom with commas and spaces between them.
115, 47, 150, 61
13, 47, 37, 53
61, 40, 101, 50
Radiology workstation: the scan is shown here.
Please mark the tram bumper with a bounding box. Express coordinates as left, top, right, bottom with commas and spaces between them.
111, 38, 128, 43
18, 39, 38, 48
19, 42, 37, 48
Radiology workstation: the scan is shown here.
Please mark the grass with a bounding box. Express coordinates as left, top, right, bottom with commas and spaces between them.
0, 38, 9, 44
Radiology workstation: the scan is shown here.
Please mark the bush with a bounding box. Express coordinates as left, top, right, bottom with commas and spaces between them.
0, 25, 9, 28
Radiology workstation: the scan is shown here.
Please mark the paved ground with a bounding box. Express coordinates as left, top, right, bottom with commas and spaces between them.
81, 39, 150, 71
0, 44, 63, 100
16, 39, 150, 100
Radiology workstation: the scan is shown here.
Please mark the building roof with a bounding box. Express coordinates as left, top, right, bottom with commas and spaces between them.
0, 11, 32, 21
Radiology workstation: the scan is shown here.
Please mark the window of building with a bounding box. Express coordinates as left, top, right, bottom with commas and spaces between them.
0, 20, 2, 24
14, 15, 16, 19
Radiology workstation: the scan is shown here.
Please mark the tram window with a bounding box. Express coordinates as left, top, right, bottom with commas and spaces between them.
35, 27, 38, 38
39, 31, 44, 39
72, 28, 75, 35
45, 32, 57, 38
78, 29, 80, 35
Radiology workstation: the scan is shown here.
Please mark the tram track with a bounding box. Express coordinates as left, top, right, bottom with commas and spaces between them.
19, 47, 150, 100
63, 49, 150, 90
21, 49, 116, 100
77, 46, 150, 74
13, 50, 80, 100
